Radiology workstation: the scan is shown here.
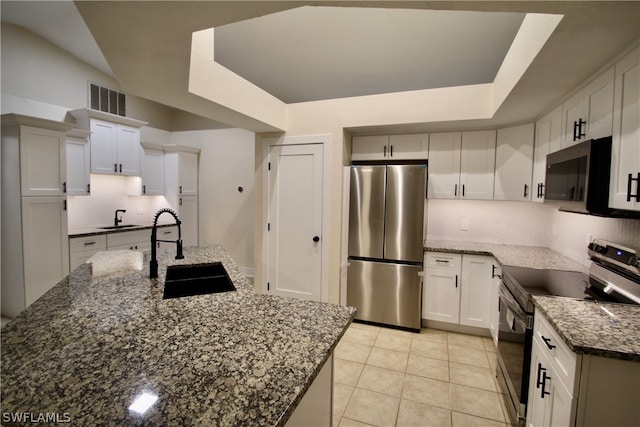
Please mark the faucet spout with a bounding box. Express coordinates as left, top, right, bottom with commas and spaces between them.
114, 209, 126, 227
149, 208, 184, 279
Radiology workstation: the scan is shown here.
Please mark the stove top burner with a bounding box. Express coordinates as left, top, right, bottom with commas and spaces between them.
502, 266, 593, 312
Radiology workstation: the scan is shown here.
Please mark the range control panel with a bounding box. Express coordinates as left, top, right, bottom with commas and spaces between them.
588, 239, 640, 272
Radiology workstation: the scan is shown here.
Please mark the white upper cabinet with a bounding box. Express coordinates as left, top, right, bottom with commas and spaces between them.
140, 143, 165, 195
428, 130, 496, 200
460, 130, 496, 200
69, 109, 146, 176
610, 47, 640, 212
352, 134, 428, 161
19, 125, 67, 196
533, 106, 563, 203
66, 129, 91, 196
561, 67, 614, 147
428, 132, 462, 199
178, 150, 199, 195
388, 134, 429, 159
115, 124, 141, 175
494, 124, 535, 201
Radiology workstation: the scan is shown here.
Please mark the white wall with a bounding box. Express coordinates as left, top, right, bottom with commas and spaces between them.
426, 200, 552, 246
426, 200, 640, 268
172, 128, 255, 273
67, 175, 173, 228
2, 23, 183, 130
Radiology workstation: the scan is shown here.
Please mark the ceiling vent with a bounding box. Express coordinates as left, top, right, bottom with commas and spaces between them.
88, 82, 126, 117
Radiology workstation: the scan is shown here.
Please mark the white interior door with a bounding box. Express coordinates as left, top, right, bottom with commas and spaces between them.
267, 143, 323, 301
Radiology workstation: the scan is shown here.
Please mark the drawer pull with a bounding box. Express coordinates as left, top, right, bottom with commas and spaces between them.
163, 231, 172, 235
435, 259, 450, 264
541, 335, 556, 350
83, 241, 97, 246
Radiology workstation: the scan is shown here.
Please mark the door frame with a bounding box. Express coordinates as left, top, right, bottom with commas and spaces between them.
261, 134, 331, 303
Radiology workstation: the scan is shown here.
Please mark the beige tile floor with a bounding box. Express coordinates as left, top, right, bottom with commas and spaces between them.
333, 322, 513, 427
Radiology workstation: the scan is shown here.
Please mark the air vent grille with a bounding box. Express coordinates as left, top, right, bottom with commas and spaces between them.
89, 82, 126, 117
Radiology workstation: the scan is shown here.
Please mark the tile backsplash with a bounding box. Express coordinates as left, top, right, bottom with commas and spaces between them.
427, 199, 640, 267
67, 174, 174, 229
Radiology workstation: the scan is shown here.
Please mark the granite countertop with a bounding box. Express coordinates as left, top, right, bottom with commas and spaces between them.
1, 246, 355, 426
68, 222, 177, 238
424, 239, 585, 271
533, 296, 640, 362
424, 240, 640, 362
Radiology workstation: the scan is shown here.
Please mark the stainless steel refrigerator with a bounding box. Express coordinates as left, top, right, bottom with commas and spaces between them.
347, 164, 426, 331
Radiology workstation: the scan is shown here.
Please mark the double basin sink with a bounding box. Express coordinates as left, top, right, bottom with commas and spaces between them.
163, 262, 236, 299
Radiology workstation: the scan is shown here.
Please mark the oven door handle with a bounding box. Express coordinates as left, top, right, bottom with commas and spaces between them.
499, 284, 532, 329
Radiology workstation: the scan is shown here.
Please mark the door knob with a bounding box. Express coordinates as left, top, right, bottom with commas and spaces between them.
313, 236, 320, 243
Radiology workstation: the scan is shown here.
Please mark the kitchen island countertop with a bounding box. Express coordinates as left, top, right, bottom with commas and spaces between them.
1, 246, 355, 426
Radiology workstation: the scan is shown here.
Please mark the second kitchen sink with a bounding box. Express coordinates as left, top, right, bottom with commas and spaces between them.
97, 224, 139, 230
163, 262, 236, 299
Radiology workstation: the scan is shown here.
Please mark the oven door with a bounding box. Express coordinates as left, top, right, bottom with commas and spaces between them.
497, 283, 533, 425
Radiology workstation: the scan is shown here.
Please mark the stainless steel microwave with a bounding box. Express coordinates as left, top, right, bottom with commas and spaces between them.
544, 136, 639, 218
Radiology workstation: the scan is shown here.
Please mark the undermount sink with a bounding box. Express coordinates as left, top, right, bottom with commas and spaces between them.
97, 224, 140, 230
163, 262, 236, 299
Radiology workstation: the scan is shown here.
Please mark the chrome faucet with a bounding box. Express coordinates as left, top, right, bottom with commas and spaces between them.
114, 209, 126, 226
149, 208, 184, 278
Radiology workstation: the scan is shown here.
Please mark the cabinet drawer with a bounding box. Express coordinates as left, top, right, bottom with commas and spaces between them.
107, 229, 150, 248
108, 242, 150, 252
69, 234, 107, 253
534, 312, 578, 393
425, 252, 462, 270
156, 226, 178, 240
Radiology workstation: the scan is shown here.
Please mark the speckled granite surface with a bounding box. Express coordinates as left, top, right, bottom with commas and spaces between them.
425, 240, 640, 362
424, 240, 586, 271
534, 296, 640, 362
1, 246, 355, 426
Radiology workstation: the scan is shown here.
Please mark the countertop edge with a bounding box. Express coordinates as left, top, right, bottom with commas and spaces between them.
68, 223, 176, 238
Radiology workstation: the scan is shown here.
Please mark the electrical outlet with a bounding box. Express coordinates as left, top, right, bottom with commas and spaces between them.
460, 219, 469, 231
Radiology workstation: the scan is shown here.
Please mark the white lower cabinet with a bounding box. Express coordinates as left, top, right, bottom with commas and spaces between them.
423, 252, 493, 329
527, 311, 640, 427
423, 253, 462, 323
107, 229, 151, 252
69, 234, 107, 271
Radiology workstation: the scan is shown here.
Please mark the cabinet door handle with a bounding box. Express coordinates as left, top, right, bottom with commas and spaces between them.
84, 241, 97, 246
179, 198, 183, 206
523, 184, 528, 198
63, 200, 67, 211
540, 371, 551, 398
454, 184, 458, 197
455, 274, 458, 288
539, 183, 544, 198
541, 335, 556, 350
114, 163, 118, 172
179, 186, 183, 194
435, 259, 450, 264
62, 182, 66, 193
87, 183, 91, 194
119, 163, 122, 173
143, 185, 146, 194
462, 184, 465, 197
390, 145, 393, 157
626, 173, 640, 202
535, 362, 546, 389
577, 118, 586, 139
383, 145, 387, 157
